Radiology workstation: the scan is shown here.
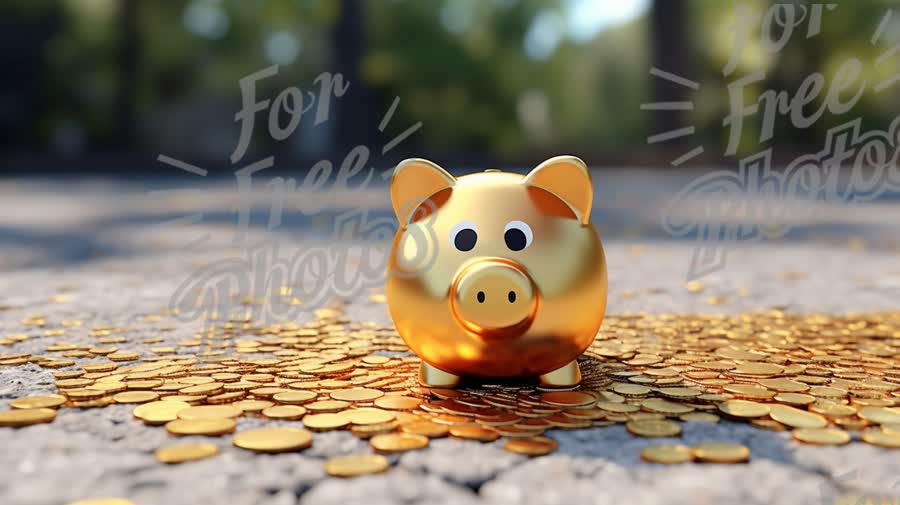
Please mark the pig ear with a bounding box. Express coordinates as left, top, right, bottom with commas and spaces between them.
391, 158, 456, 227
523, 156, 593, 224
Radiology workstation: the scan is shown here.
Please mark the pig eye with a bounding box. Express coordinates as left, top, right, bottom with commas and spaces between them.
504, 221, 533, 251
450, 222, 478, 252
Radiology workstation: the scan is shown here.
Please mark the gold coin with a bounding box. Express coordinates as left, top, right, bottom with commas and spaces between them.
176, 405, 242, 420
272, 391, 317, 405
0, 408, 57, 427
657, 387, 702, 399
752, 419, 787, 431
154, 443, 219, 464
302, 412, 350, 431
718, 400, 770, 418
233, 400, 274, 413
133, 400, 190, 425
9, 395, 67, 409
768, 405, 828, 429
351, 421, 398, 439
539, 391, 597, 407
858, 407, 900, 425
641, 398, 694, 415
344, 408, 395, 425
207, 392, 245, 404
612, 384, 651, 397
400, 420, 450, 438
731, 363, 784, 375
809, 403, 856, 418
679, 412, 720, 423
758, 378, 809, 392
503, 436, 559, 456
792, 428, 851, 446
56, 378, 94, 389
305, 400, 351, 413
330, 388, 384, 402
723, 384, 776, 400
692, 443, 750, 463
626, 419, 681, 438
112, 391, 159, 404
373, 396, 422, 410
165, 418, 236, 436
179, 382, 224, 395
233, 427, 313, 453
774, 393, 816, 406
640, 445, 693, 464
325, 454, 390, 477
449, 425, 500, 442
596, 402, 640, 414
860, 429, 900, 448
370, 432, 429, 453
808, 386, 847, 399
262, 405, 307, 420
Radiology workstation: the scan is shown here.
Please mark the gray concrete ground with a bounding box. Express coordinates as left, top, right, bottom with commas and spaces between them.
0, 172, 898, 505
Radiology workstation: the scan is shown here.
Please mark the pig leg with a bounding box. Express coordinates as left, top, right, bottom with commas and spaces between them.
418, 362, 461, 387
538, 360, 582, 388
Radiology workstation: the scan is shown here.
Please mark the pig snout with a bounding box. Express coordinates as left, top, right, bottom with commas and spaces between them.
450, 258, 537, 338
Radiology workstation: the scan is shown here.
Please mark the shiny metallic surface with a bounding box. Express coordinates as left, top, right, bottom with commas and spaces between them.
386, 156, 608, 386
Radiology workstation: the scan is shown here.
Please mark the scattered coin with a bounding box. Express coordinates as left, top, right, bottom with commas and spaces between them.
155, 443, 220, 464
449, 425, 500, 442
718, 400, 770, 419
133, 401, 190, 425
370, 433, 429, 453
112, 391, 159, 404
302, 413, 350, 431
641, 445, 693, 464
626, 419, 681, 438
325, 454, 390, 477
330, 388, 384, 402
233, 427, 313, 453
539, 391, 597, 407
344, 408, 395, 425
792, 428, 851, 446
860, 429, 900, 449
165, 418, 236, 436
858, 407, 900, 425
176, 405, 242, 420
374, 396, 422, 410
9, 395, 67, 409
272, 391, 316, 405
400, 420, 450, 438
679, 412, 720, 423
692, 443, 750, 463
262, 405, 307, 420
0, 408, 57, 427
769, 405, 828, 429
503, 436, 559, 456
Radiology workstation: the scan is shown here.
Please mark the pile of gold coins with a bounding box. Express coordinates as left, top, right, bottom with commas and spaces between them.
1, 305, 899, 476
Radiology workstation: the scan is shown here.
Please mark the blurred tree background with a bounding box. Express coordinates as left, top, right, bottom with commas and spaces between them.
0, 0, 897, 174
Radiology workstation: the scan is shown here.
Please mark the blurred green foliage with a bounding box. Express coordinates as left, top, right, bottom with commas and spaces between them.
2, 0, 898, 164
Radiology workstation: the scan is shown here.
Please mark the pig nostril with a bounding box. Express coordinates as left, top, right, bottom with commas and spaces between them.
477, 291, 485, 304
508, 291, 516, 303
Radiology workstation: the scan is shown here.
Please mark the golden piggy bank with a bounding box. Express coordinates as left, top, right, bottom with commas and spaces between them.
386, 156, 607, 388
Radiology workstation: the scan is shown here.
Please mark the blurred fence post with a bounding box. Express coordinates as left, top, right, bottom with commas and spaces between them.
650, 0, 689, 148
331, 0, 373, 155
116, 0, 141, 150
